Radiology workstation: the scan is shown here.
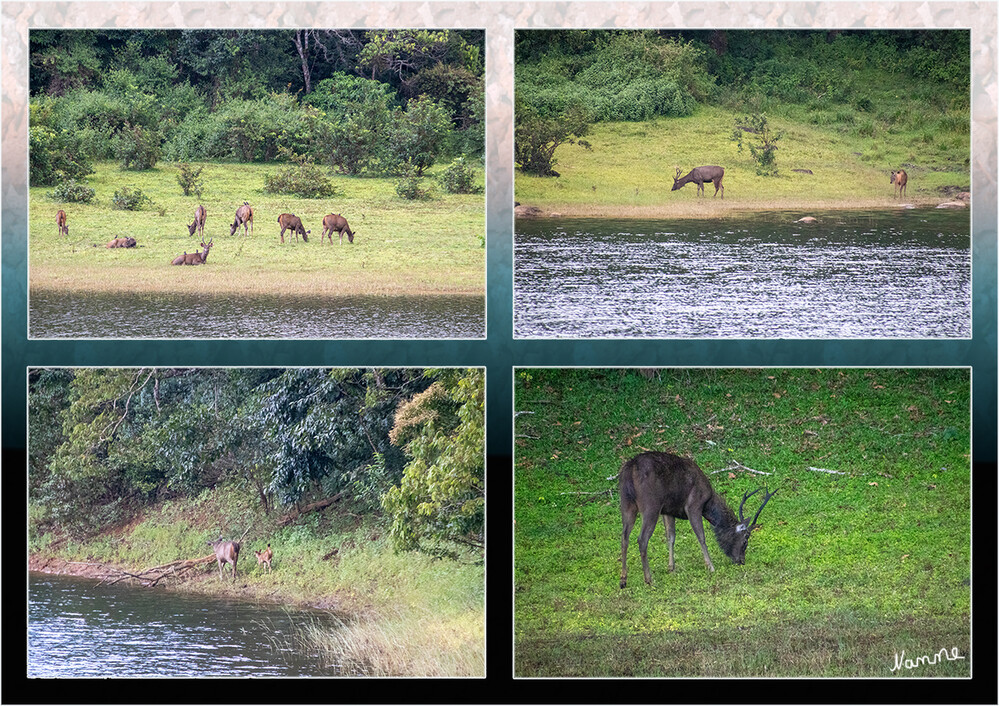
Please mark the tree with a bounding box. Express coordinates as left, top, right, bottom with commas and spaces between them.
386, 95, 452, 176
731, 113, 785, 176
514, 99, 591, 177
382, 369, 484, 559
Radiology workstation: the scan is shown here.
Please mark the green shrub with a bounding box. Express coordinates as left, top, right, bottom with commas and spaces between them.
28, 101, 94, 187
111, 186, 152, 210
436, 156, 481, 194
175, 162, 205, 197
48, 178, 96, 204
395, 161, 432, 200
111, 123, 161, 170
263, 149, 337, 199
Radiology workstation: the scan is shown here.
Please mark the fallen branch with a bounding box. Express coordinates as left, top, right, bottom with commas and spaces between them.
712, 460, 772, 476
100, 554, 218, 587
808, 466, 847, 475
277, 492, 344, 527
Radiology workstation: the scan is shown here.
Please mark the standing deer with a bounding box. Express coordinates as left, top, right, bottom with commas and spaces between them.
56, 209, 69, 237
671, 166, 725, 199
188, 204, 206, 238
171, 238, 213, 265
891, 169, 908, 199
207, 537, 241, 582
277, 213, 310, 243
254, 544, 273, 573
618, 451, 776, 587
230, 202, 254, 237
320, 213, 355, 244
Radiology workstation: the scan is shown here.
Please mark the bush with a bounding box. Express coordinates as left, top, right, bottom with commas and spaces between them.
395, 161, 432, 200
436, 156, 481, 194
175, 163, 205, 197
29, 101, 94, 186
731, 113, 785, 176
48, 178, 96, 204
263, 149, 338, 199
111, 187, 152, 211
385, 95, 453, 176
514, 100, 591, 177
111, 122, 161, 170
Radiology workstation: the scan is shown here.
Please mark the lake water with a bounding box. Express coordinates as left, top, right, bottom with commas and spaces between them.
514, 209, 970, 339
29, 291, 485, 339
28, 572, 346, 678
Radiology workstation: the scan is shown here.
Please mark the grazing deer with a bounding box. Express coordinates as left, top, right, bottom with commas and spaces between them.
56, 209, 68, 237
188, 204, 206, 238
254, 544, 273, 573
891, 169, 908, 199
207, 537, 241, 582
277, 213, 310, 243
671, 166, 725, 199
321, 213, 355, 245
618, 451, 776, 587
105, 237, 137, 248
171, 238, 213, 265
230, 202, 254, 237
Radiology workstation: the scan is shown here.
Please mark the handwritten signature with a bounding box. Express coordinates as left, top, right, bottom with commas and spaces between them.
890, 647, 966, 673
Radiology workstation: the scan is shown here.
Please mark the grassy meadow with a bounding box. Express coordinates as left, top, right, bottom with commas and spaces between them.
514, 368, 971, 677
30, 483, 485, 677
30, 161, 485, 299
515, 105, 969, 218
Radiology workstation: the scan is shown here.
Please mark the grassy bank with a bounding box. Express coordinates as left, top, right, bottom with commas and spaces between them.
30, 161, 485, 298
514, 368, 970, 677
515, 106, 969, 218
30, 484, 485, 677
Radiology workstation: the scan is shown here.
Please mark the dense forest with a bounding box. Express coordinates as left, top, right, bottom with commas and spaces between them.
29, 29, 484, 186
28, 368, 484, 559
515, 29, 970, 176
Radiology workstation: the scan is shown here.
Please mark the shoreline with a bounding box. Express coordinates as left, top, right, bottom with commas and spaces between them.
514, 196, 966, 220
29, 552, 347, 614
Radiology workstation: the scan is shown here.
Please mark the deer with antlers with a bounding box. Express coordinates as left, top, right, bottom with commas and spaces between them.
618, 451, 776, 587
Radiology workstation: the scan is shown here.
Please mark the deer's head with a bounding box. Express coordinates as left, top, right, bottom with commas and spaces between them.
729, 487, 778, 564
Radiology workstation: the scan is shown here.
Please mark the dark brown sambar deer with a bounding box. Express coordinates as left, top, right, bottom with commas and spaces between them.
188, 204, 206, 238
320, 213, 355, 245
56, 209, 69, 237
891, 169, 908, 199
171, 238, 213, 265
230, 202, 253, 237
671, 166, 725, 199
618, 451, 776, 587
277, 213, 309, 243
207, 537, 241, 582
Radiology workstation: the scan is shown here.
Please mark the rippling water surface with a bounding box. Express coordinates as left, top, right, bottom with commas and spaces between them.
29, 572, 342, 678
30, 292, 485, 339
514, 209, 970, 339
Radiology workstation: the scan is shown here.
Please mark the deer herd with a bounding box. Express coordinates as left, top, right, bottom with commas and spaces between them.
54, 201, 357, 265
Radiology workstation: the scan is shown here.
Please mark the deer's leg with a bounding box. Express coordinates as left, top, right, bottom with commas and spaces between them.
687, 511, 715, 572
637, 511, 659, 585
662, 515, 677, 572
619, 500, 637, 588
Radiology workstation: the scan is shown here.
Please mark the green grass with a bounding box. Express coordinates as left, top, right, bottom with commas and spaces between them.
514, 368, 970, 677
516, 105, 969, 218
31, 161, 485, 298
30, 484, 485, 677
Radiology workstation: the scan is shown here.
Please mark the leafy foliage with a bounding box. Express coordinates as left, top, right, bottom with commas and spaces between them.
731, 113, 785, 176
514, 100, 591, 177
436, 156, 482, 194
111, 186, 152, 210
383, 369, 484, 559
175, 162, 205, 197
263, 148, 338, 199
47, 178, 96, 204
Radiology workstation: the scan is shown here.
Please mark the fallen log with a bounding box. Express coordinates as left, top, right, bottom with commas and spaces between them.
277, 492, 344, 526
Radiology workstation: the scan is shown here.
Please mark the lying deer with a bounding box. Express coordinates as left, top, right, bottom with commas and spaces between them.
277, 213, 310, 243
254, 544, 273, 573
56, 209, 69, 237
207, 537, 241, 582
321, 213, 355, 245
105, 237, 137, 248
619, 451, 776, 587
171, 238, 213, 265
